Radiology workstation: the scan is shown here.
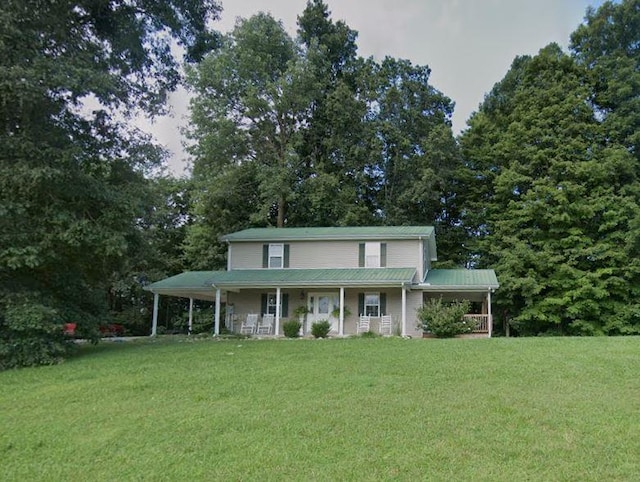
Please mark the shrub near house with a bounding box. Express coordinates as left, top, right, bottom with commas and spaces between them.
418, 298, 474, 337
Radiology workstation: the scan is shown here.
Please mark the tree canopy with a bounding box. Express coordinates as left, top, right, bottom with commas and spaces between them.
460, 0, 640, 335
0, 0, 220, 368
184, 0, 461, 268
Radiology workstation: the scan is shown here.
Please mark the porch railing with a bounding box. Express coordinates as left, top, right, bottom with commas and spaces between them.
464, 314, 492, 334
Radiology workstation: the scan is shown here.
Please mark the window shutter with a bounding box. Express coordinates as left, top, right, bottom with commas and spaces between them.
380, 293, 387, 315
358, 243, 365, 267
282, 294, 289, 317
284, 244, 290, 268
380, 243, 387, 267
261, 294, 268, 315
262, 245, 269, 268
358, 293, 364, 315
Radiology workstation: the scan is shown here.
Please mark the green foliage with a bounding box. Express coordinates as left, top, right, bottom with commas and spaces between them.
0, 0, 219, 367
359, 330, 379, 339
0, 293, 74, 369
184, 1, 462, 265
293, 305, 309, 317
460, 6, 640, 335
173, 308, 215, 335
311, 320, 331, 338
282, 320, 302, 338
417, 298, 473, 338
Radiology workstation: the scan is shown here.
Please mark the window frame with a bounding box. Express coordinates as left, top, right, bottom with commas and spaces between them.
268, 243, 284, 269
364, 292, 380, 317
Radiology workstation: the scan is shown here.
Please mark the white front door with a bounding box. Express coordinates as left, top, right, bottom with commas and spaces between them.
308, 293, 339, 333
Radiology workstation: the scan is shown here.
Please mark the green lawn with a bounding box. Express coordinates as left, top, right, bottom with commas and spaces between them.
1, 336, 639, 481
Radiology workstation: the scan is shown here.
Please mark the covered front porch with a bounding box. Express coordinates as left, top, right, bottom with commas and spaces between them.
144, 268, 422, 337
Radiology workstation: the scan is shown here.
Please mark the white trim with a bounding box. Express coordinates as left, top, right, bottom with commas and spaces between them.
487, 289, 493, 338
188, 298, 194, 335
214, 289, 221, 335
268, 243, 284, 269
339, 287, 345, 336
151, 293, 159, 336
401, 286, 407, 337
275, 287, 281, 335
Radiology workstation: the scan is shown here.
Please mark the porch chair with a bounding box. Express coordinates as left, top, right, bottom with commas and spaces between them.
256, 313, 275, 335
240, 313, 258, 335
379, 314, 393, 335
357, 315, 371, 334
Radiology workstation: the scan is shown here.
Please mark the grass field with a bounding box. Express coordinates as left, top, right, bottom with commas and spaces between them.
1, 336, 639, 481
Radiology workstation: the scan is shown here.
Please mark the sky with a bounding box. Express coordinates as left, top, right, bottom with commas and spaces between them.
144, 0, 605, 176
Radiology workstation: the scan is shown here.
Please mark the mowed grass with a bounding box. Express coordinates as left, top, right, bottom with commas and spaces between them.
1, 336, 639, 481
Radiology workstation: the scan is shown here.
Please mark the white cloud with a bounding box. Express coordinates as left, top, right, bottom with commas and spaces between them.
145, 0, 603, 175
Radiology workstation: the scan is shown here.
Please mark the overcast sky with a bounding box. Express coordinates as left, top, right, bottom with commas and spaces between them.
146, 0, 605, 175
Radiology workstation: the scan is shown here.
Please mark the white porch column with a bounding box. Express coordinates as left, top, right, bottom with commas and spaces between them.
214, 288, 221, 336
487, 289, 493, 338
151, 293, 159, 337
339, 287, 345, 336
188, 297, 194, 335
401, 285, 407, 337
275, 287, 281, 336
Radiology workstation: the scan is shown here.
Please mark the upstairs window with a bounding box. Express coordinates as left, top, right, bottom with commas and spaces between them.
263, 244, 289, 268
359, 242, 387, 268
269, 244, 283, 268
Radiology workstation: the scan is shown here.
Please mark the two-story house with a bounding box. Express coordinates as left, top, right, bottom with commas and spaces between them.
145, 226, 499, 337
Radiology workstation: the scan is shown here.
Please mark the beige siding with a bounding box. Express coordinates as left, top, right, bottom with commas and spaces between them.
229, 239, 422, 270
386, 240, 421, 270
229, 242, 264, 269
290, 241, 359, 269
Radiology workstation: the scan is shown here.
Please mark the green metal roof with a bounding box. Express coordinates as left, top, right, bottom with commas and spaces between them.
211, 268, 416, 287
421, 269, 499, 290
144, 271, 223, 301
220, 226, 435, 242
146, 268, 417, 294
145, 271, 220, 290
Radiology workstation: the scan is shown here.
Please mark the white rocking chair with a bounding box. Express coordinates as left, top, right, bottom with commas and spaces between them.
379, 314, 393, 335
256, 314, 275, 335
240, 313, 258, 335
357, 315, 371, 334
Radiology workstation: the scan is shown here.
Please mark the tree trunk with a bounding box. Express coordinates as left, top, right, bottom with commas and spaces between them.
277, 195, 286, 228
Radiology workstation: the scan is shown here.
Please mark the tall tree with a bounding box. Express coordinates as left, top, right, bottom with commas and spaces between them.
0, 0, 219, 368
460, 44, 640, 335
289, 1, 377, 226
367, 57, 464, 264
186, 13, 317, 230
571, 0, 640, 164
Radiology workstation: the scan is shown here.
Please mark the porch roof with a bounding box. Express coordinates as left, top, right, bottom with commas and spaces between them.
145, 268, 417, 298
419, 269, 499, 292
143, 271, 221, 300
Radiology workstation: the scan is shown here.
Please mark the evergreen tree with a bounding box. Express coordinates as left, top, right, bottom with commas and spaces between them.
460, 44, 640, 335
